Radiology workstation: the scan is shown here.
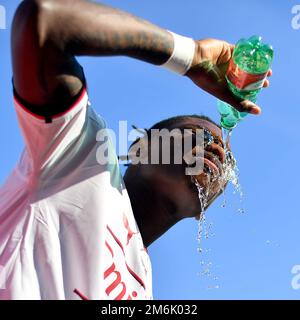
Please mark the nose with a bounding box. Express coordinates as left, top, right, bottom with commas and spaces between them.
206, 143, 225, 164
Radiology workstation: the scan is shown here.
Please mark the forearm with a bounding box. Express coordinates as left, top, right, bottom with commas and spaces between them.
38, 0, 174, 65
13, 0, 198, 107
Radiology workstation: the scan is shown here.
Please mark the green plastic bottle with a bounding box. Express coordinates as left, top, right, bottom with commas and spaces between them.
218, 35, 274, 130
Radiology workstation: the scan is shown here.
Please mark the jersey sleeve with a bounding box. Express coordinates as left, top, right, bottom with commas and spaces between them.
13, 86, 94, 177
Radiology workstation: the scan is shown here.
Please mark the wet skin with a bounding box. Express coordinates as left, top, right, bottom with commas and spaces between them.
124, 117, 228, 247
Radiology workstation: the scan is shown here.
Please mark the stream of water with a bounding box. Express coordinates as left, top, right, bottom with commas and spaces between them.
192, 128, 245, 288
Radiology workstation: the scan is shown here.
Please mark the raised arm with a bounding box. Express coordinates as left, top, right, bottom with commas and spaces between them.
12, 0, 176, 110
12, 0, 266, 115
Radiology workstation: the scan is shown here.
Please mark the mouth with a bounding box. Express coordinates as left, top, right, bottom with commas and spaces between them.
204, 150, 224, 177
203, 158, 219, 175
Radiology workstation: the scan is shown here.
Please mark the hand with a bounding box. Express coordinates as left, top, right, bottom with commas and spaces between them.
186, 39, 272, 115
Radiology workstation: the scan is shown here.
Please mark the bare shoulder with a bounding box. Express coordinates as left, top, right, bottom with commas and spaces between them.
11, 0, 84, 109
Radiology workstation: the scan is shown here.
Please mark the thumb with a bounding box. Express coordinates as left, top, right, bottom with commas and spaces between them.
217, 85, 261, 115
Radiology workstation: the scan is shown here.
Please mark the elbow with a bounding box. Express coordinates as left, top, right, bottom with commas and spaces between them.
12, 0, 54, 48
17, 0, 53, 15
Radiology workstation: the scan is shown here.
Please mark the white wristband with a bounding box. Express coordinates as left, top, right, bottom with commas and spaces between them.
161, 31, 196, 75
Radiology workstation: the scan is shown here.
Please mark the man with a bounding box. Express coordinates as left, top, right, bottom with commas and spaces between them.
0, 0, 270, 300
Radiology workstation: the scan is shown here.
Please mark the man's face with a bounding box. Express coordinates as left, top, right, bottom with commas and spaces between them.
125, 116, 229, 220
154, 117, 228, 219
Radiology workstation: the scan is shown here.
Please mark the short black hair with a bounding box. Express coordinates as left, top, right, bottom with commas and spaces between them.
126, 114, 220, 156
149, 114, 220, 130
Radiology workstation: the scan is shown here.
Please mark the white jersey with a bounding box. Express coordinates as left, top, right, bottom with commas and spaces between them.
0, 88, 152, 300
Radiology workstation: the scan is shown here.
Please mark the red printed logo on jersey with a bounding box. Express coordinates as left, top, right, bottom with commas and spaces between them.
123, 213, 138, 245
103, 224, 147, 300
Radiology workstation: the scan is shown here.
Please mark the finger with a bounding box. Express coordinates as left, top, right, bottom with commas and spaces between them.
238, 100, 261, 115
214, 41, 235, 64
219, 93, 261, 114
267, 69, 272, 77
263, 79, 270, 88
217, 86, 261, 114
188, 63, 262, 115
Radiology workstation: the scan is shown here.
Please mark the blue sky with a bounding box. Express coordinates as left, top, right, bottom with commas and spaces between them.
1, 0, 300, 300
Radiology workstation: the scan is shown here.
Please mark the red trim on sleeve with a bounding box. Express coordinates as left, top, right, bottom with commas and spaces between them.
14, 87, 87, 120
73, 288, 90, 301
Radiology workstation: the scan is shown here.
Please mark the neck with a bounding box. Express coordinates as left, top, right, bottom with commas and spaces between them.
124, 170, 179, 247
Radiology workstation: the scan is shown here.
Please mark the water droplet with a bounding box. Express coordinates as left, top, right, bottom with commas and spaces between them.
237, 208, 245, 214
207, 284, 220, 290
